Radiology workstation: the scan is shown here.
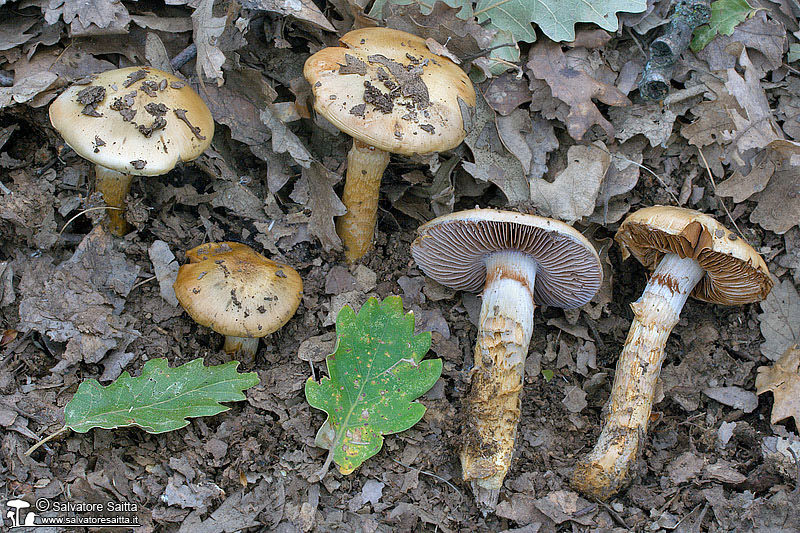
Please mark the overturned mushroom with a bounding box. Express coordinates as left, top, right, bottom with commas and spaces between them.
411, 209, 602, 511
304, 27, 476, 262
49, 67, 214, 236
572, 206, 772, 500
173, 242, 303, 357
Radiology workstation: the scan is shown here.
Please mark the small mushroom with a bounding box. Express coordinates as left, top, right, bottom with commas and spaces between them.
304, 28, 476, 262
49, 67, 214, 236
411, 209, 603, 511
173, 242, 303, 357
572, 206, 773, 501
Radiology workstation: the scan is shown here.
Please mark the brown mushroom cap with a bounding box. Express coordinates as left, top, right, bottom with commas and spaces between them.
411, 209, 603, 309
49, 66, 214, 176
616, 205, 773, 305
174, 242, 303, 338
304, 27, 476, 156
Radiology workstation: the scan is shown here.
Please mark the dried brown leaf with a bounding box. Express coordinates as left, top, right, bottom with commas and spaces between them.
723, 48, 783, 163
192, 0, 226, 85
240, 0, 335, 31
759, 278, 800, 361
529, 142, 610, 223
299, 162, 346, 252
756, 344, 800, 428
462, 91, 528, 203
526, 39, 629, 140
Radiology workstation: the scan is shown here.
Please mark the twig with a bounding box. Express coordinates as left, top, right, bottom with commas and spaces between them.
598, 499, 630, 529
389, 457, 463, 496
171, 43, 197, 71
787, 446, 800, 494
639, 0, 712, 100
696, 147, 743, 237
58, 206, 123, 237
131, 275, 157, 291
25, 426, 69, 456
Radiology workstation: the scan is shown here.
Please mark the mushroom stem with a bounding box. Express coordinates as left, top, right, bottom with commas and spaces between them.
336, 140, 391, 263
572, 253, 705, 500
223, 336, 259, 357
95, 165, 134, 236
461, 251, 537, 511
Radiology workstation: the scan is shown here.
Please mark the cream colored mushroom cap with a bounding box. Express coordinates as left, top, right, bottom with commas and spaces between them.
49, 66, 214, 176
616, 205, 773, 305
304, 27, 476, 156
174, 242, 303, 338
411, 209, 603, 309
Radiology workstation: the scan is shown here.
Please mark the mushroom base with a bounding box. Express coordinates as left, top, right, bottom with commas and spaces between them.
461, 251, 537, 512
95, 165, 133, 236
572, 253, 704, 500
223, 336, 259, 357
336, 140, 391, 262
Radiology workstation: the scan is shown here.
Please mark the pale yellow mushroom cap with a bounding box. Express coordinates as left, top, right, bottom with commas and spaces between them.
174, 242, 303, 338
616, 206, 773, 305
304, 27, 476, 156
49, 66, 214, 176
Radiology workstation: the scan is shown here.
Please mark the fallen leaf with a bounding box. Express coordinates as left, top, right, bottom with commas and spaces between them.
148, 240, 179, 307
703, 386, 758, 413
64, 358, 259, 433
527, 39, 630, 140
485, 73, 532, 115
17, 226, 141, 371
756, 344, 800, 427
529, 142, 610, 223
241, 0, 335, 31
305, 296, 442, 475
722, 48, 783, 164
690, 0, 757, 52
299, 162, 346, 252
496, 109, 558, 181
758, 278, 800, 361
192, 0, 226, 85
749, 144, 800, 233
696, 11, 787, 73
260, 105, 313, 168
561, 385, 587, 413
43, 0, 131, 34
462, 91, 529, 203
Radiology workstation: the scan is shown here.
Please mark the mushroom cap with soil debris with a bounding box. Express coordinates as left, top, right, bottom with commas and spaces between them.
616, 205, 772, 304
412, 208, 603, 308
49, 66, 214, 176
304, 27, 476, 156
173, 242, 303, 339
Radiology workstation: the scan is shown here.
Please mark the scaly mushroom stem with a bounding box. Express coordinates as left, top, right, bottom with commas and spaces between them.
461, 251, 537, 512
223, 336, 259, 357
336, 140, 391, 263
572, 253, 705, 500
95, 165, 134, 236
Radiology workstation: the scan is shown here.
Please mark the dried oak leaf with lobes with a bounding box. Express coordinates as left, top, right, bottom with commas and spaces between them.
527, 39, 629, 140
192, 0, 226, 85
756, 345, 800, 428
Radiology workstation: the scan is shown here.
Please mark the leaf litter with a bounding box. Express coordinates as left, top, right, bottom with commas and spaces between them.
1, 0, 800, 528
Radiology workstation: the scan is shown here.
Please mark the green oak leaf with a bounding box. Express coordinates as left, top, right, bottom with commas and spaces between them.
372, 0, 646, 44
690, 0, 757, 52
305, 296, 442, 475
65, 358, 259, 433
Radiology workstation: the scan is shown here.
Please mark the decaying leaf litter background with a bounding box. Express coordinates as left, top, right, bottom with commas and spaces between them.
1, 0, 800, 527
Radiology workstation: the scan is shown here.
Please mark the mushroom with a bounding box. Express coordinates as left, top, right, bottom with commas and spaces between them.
572, 206, 773, 500
304, 27, 476, 262
173, 242, 303, 357
49, 66, 214, 236
411, 209, 603, 511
